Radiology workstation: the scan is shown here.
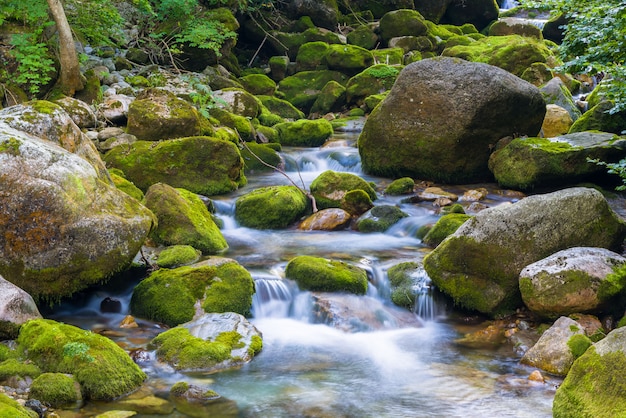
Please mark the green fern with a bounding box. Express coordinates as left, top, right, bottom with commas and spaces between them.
10, 33, 54, 95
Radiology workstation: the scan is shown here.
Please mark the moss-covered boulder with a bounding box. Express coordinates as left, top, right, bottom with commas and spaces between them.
371, 48, 405, 66
212, 88, 260, 119
298, 208, 352, 231
210, 108, 256, 141
356, 205, 409, 232
275, 118, 334, 147
0, 393, 37, 418
423, 187, 626, 316
345, 64, 402, 106
148, 312, 262, 372
387, 261, 428, 309
143, 183, 227, 254
234, 185, 309, 229
104, 136, 246, 196
240, 141, 282, 172
552, 326, 626, 417
325, 44, 374, 76
238, 74, 276, 96
521, 316, 586, 376
519, 247, 626, 319
388, 35, 435, 53
310, 170, 377, 210
341, 189, 375, 216
0, 358, 41, 382
384, 177, 415, 195
0, 276, 42, 340
277, 70, 349, 113
257, 95, 306, 120
17, 319, 146, 400
156, 245, 201, 268
379, 9, 429, 44
127, 89, 202, 141
422, 213, 471, 247
358, 57, 545, 183
296, 41, 330, 72
569, 100, 626, 135
109, 169, 144, 201
0, 124, 155, 301
347, 24, 379, 49
269, 55, 290, 82
29, 372, 82, 408
310, 81, 346, 115
285, 255, 368, 295
488, 133, 626, 191
442, 35, 555, 77
130, 258, 255, 327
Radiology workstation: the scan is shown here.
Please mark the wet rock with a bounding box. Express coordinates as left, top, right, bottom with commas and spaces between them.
0, 276, 42, 340
423, 187, 626, 316
519, 247, 626, 319
311, 293, 421, 332
100, 297, 122, 314
149, 312, 263, 372
170, 382, 239, 418
521, 316, 585, 375
299, 208, 352, 231
455, 321, 507, 349
356, 205, 408, 233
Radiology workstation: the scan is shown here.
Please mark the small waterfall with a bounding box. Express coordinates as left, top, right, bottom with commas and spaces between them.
411, 267, 440, 321
500, 0, 519, 9
252, 275, 313, 321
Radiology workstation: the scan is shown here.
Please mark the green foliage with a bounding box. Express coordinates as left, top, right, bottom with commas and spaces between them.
588, 158, 626, 190
521, 0, 626, 113
62, 342, 94, 363
181, 74, 225, 118
10, 33, 54, 95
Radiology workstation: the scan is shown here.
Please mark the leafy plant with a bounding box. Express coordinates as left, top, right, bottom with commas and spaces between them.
521, 0, 626, 113
62, 342, 95, 363
10, 33, 54, 95
181, 74, 225, 118
588, 158, 626, 190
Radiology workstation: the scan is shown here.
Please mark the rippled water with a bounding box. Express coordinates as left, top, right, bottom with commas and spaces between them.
47, 129, 556, 417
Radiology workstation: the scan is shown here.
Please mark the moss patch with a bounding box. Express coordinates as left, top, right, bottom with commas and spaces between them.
29, 373, 82, 408
234, 185, 309, 229
274, 118, 334, 147
156, 245, 201, 268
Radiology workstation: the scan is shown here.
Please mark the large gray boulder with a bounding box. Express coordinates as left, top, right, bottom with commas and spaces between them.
0, 276, 42, 339
553, 326, 626, 417
519, 247, 626, 319
0, 123, 155, 301
358, 57, 545, 183
423, 187, 626, 316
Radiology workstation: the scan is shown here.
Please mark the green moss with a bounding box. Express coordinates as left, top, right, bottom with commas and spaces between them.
257, 103, 285, 127
296, 42, 330, 71
598, 263, 626, 301
210, 108, 256, 141
345, 64, 401, 105
277, 70, 349, 112
567, 334, 593, 359
371, 48, 405, 66
285, 255, 368, 295
274, 118, 333, 147
240, 142, 282, 172
157, 245, 201, 268
257, 95, 305, 120
104, 136, 246, 196
144, 184, 228, 254
569, 101, 626, 135
356, 205, 409, 232
341, 189, 374, 216
384, 177, 415, 195
388, 261, 422, 308
201, 262, 255, 316
17, 319, 146, 400
0, 137, 22, 156
234, 185, 309, 229
0, 392, 37, 418
0, 358, 41, 381
238, 74, 276, 96
325, 44, 374, 75
553, 347, 626, 417
310, 81, 346, 114
109, 170, 144, 201
29, 373, 81, 408
125, 75, 150, 88
311, 170, 377, 210
248, 335, 263, 357
422, 213, 471, 247
148, 327, 232, 370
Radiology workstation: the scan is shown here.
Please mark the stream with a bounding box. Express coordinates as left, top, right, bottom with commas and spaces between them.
46, 126, 557, 417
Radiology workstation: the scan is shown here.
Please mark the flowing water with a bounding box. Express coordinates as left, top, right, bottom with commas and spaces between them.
47, 127, 557, 417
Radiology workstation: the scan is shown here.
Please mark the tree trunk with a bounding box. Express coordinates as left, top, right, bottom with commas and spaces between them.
46, 0, 84, 95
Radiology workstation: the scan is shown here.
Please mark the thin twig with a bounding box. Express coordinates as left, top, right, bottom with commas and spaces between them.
248, 34, 268, 67
238, 132, 318, 212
